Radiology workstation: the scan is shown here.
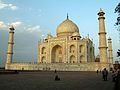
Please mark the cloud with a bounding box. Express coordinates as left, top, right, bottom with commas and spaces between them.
0, 21, 7, 30
8, 4, 18, 10
27, 25, 41, 33
11, 21, 22, 28
0, 21, 7, 28
0, 20, 42, 34
0, 21, 23, 31
0, 0, 18, 10
0, 2, 7, 9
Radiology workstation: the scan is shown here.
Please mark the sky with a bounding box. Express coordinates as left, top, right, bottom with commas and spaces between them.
0, 0, 120, 67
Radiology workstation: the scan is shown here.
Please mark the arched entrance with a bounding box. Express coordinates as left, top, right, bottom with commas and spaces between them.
41, 56, 46, 63
80, 55, 84, 63
51, 45, 63, 63
79, 45, 84, 53
41, 47, 46, 54
70, 55, 76, 63
70, 45, 75, 53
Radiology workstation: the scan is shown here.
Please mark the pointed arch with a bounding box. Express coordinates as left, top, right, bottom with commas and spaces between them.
70, 55, 76, 63
41, 47, 46, 54
51, 45, 63, 63
79, 45, 84, 53
70, 45, 75, 53
80, 55, 84, 62
41, 56, 46, 63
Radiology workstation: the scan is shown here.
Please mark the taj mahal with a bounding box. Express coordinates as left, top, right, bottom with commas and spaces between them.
5, 9, 113, 71
38, 15, 95, 64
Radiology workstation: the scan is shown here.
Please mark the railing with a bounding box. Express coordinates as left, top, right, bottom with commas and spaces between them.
12, 61, 38, 64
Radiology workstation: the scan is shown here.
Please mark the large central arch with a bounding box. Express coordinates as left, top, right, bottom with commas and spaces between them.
51, 45, 63, 63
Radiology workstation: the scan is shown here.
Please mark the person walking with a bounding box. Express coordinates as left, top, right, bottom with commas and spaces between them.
102, 68, 108, 81
114, 69, 120, 90
96, 70, 99, 74
112, 70, 117, 82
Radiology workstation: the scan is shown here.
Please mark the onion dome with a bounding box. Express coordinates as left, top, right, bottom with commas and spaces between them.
56, 16, 79, 37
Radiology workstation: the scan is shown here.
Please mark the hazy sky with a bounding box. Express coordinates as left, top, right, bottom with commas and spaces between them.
0, 0, 120, 67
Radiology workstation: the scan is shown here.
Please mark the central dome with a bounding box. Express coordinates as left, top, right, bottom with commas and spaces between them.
56, 18, 79, 37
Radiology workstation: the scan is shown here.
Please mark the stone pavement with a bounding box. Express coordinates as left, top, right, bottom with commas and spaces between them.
0, 71, 115, 90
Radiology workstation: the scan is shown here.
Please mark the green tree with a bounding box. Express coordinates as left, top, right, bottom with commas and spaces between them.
115, 3, 120, 57
115, 3, 120, 26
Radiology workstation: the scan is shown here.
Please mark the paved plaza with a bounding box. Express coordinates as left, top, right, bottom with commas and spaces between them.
0, 71, 114, 90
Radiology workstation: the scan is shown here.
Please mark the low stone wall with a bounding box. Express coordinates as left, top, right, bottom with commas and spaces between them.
5, 62, 111, 71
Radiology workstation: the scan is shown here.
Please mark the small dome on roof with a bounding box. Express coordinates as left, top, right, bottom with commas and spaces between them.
47, 34, 53, 39
72, 32, 80, 37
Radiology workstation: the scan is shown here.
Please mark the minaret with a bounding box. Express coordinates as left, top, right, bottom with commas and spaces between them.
108, 37, 113, 64
98, 8, 108, 63
6, 25, 15, 64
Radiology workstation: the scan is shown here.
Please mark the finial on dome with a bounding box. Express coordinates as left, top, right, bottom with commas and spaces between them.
108, 37, 111, 40
67, 13, 68, 19
100, 8, 103, 12
9, 25, 15, 31
87, 34, 89, 39
98, 8, 105, 16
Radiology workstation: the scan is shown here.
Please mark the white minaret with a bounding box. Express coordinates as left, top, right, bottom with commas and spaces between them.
108, 37, 113, 64
6, 25, 15, 64
98, 8, 108, 63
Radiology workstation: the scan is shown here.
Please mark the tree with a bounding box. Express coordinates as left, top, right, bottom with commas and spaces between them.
115, 3, 120, 57
115, 3, 120, 26
117, 49, 120, 57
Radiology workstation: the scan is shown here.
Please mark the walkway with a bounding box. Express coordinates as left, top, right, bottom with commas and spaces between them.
0, 71, 115, 90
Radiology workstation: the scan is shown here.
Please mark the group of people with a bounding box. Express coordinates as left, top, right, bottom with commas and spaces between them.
97, 68, 120, 90
54, 68, 120, 89
96, 68, 108, 81
112, 68, 120, 90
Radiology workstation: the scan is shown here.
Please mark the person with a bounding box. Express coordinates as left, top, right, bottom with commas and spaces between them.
55, 75, 60, 81
96, 70, 99, 74
54, 69, 57, 73
114, 69, 120, 90
102, 68, 108, 81
112, 70, 117, 82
